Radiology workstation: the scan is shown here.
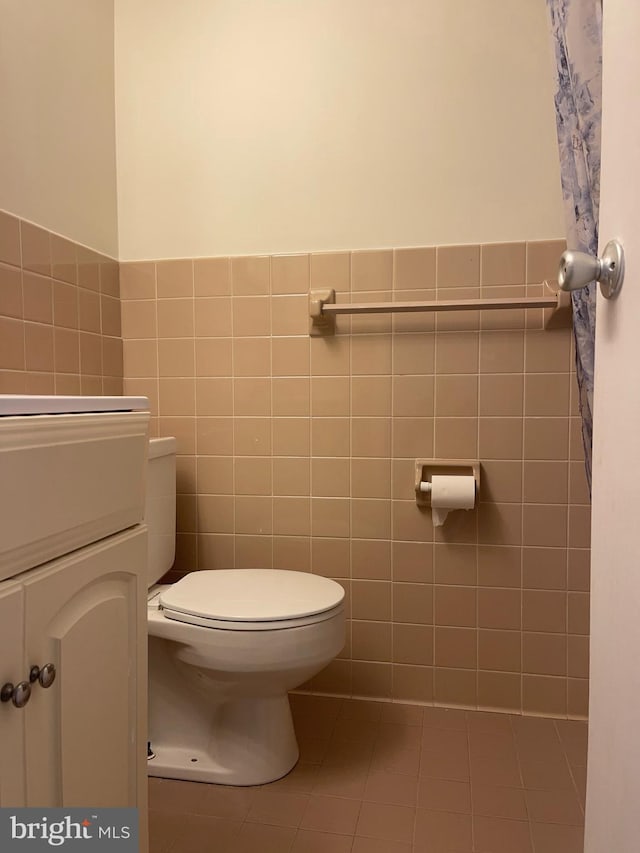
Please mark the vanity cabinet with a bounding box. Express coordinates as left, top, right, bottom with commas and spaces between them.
0, 397, 151, 853
0, 527, 147, 811
0, 583, 25, 806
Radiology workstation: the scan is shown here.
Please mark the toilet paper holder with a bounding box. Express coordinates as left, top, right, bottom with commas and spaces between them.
414, 460, 480, 508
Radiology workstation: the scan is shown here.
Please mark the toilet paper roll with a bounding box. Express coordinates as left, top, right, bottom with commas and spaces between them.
430, 474, 476, 527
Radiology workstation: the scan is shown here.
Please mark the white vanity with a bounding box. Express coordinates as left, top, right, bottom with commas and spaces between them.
0, 396, 149, 842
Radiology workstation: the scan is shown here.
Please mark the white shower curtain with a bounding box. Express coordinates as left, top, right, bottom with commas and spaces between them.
546, 0, 602, 493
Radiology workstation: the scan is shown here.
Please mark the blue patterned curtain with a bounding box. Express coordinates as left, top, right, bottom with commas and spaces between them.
546, 0, 602, 493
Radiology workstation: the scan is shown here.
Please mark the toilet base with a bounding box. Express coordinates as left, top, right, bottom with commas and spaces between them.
148, 691, 300, 786
147, 742, 298, 786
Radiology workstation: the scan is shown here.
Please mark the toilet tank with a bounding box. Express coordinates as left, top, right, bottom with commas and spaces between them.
146, 437, 177, 587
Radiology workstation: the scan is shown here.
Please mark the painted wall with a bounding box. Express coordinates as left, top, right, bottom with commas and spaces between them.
0, 1, 118, 256
115, 0, 564, 260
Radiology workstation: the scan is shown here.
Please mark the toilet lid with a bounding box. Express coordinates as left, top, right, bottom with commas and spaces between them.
159, 569, 345, 624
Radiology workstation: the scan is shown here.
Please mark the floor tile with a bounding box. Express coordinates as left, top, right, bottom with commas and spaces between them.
524, 789, 584, 825
291, 828, 354, 853
291, 694, 343, 721
417, 778, 471, 813
422, 707, 467, 730
419, 749, 470, 782
518, 757, 575, 791
530, 821, 584, 853
422, 727, 469, 754
313, 762, 369, 799
355, 801, 416, 844
377, 722, 423, 751
516, 737, 566, 765
469, 731, 518, 764
352, 837, 411, 853
148, 696, 586, 853
245, 789, 309, 827
300, 795, 361, 835
148, 810, 184, 853
511, 715, 559, 743
570, 763, 587, 806
467, 711, 513, 735
332, 717, 380, 744
338, 698, 384, 722
225, 821, 296, 853
363, 771, 419, 807
380, 702, 424, 727
555, 720, 588, 766
295, 716, 337, 742
370, 742, 421, 776
470, 754, 522, 788
168, 814, 242, 853
473, 815, 533, 853
148, 778, 209, 815
414, 808, 473, 852
298, 734, 331, 764
324, 737, 376, 766
267, 762, 320, 794
471, 784, 527, 820
199, 784, 257, 819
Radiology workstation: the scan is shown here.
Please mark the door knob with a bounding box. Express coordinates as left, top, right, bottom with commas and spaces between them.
558, 239, 624, 299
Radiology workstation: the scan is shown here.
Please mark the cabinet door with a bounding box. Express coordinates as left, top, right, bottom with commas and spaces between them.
22, 526, 147, 811
0, 583, 25, 807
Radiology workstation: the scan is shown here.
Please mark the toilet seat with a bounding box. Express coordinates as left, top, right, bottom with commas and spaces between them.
158, 569, 345, 631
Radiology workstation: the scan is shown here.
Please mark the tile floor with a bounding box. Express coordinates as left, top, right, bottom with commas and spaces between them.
149, 694, 586, 853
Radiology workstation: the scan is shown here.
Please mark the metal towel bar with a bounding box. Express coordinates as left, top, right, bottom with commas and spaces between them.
309, 284, 570, 335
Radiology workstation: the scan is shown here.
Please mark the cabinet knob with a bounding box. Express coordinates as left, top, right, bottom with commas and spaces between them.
39, 663, 56, 689
11, 681, 31, 709
1, 682, 15, 703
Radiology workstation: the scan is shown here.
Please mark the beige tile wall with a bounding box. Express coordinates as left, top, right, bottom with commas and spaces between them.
120, 240, 590, 719
0, 210, 123, 394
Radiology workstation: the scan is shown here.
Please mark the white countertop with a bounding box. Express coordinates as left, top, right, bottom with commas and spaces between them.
0, 395, 150, 416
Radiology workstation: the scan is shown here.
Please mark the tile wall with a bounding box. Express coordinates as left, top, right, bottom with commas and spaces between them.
0, 210, 123, 395
120, 240, 590, 718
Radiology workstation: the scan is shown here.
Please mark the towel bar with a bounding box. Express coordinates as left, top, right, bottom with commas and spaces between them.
309, 283, 570, 335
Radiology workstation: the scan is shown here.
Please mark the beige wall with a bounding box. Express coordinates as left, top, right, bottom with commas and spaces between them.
120, 241, 590, 718
0, 211, 123, 395
115, 0, 564, 260
0, 1, 118, 256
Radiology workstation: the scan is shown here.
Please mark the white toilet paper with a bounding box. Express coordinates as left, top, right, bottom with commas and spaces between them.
430, 474, 476, 527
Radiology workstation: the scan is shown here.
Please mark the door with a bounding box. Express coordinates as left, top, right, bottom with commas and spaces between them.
585, 4, 640, 852
21, 526, 147, 812
0, 582, 25, 807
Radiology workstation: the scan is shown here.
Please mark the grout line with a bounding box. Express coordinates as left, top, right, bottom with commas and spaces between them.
229, 265, 237, 569
268, 257, 274, 570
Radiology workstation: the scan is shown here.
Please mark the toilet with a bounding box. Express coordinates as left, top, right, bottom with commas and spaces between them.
145, 437, 345, 786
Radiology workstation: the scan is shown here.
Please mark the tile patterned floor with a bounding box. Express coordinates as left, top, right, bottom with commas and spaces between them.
149, 694, 586, 853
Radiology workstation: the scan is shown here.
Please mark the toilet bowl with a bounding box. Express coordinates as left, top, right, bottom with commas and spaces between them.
145, 437, 345, 786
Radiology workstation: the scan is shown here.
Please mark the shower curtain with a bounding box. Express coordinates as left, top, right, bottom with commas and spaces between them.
546, 0, 602, 493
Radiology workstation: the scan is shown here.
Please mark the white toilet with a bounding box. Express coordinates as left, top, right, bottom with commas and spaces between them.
145, 437, 345, 786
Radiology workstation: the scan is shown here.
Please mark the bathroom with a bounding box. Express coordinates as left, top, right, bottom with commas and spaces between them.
1, 1, 638, 851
